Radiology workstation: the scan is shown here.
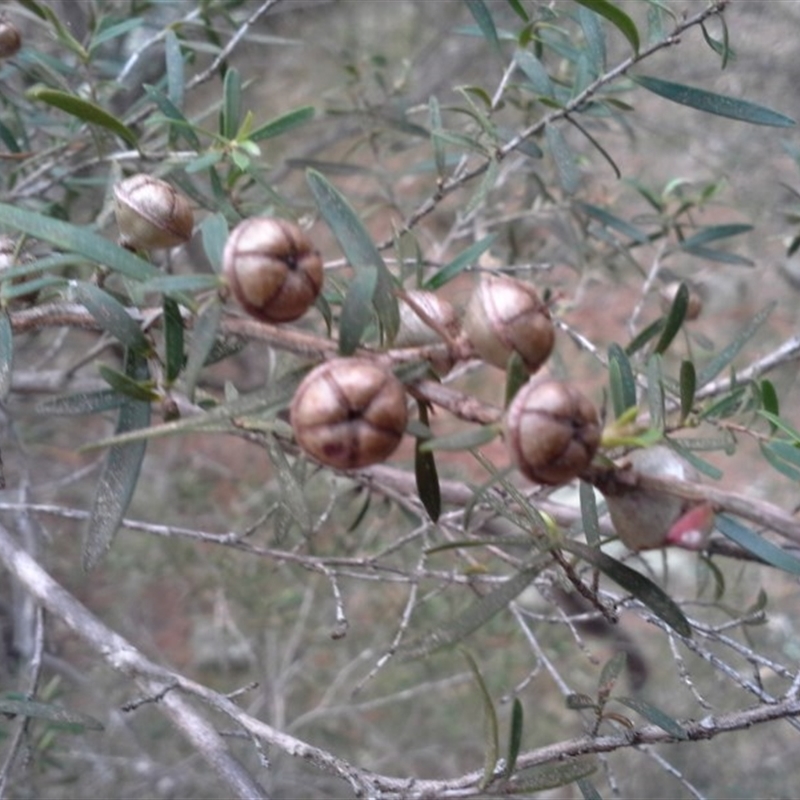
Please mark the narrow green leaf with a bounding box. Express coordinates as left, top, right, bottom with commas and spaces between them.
577, 6, 606, 73
758, 411, 800, 443
28, 87, 138, 146
546, 124, 580, 194
625, 316, 666, 356
577, 201, 649, 244
760, 380, 779, 426
401, 557, 549, 659
71, 281, 149, 353
514, 49, 555, 98
631, 74, 795, 127
89, 18, 143, 53
679, 223, 752, 250
306, 170, 399, 345
0, 311, 12, 402
339, 266, 378, 355
221, 67, 242, 140
680, 244, 754, 267
504, 351, 529, 407
415, 401, 441, 522
428, 95, 446, 178
573, 0, 639, 54
577, 777, 604, 800
579, 481, 601, 547
200, 212, 228, 274
140, 274, 220, 297
760, 441, 800, 482
645, 354, 665, 432
608, 343, 637, 417
697, 303, 775, 387
0, 205, 157, 281
143, 84, 201, 149
505, 0, 529, 22
163, 297, 184, 384
654, 282, 687, 354
716, 516, 800, 575
264, 434, 312, 532
83, 353, 150, 570
423, 234, 496, 291
36, 389, 124, 416
665, 438, 724, 480
615, 696, 688, 739
460, 648, 499, 789
564, 541, 692, 637
465, 158, 499, 216
250, 105, 315, 142
164, 29, 184, 110
679, 360, 696, 423
464, 0, 501, 54
599, 652, 627, 694
505, 698, 524, 779
20, 0, 87, 59
97, 365, 158, 403
507, 758, 597, 793
0, 697, 104, 732
419, 425, 499, 453
184, 299, 222, 401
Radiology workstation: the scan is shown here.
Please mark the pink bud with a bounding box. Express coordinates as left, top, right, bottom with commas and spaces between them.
664, 502, 715, 550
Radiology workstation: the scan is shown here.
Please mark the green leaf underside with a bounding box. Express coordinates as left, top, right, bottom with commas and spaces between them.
0, 311, 12, 402
0, 205, 157, 281
306, 169, 399, 348
28, 87, 139, 146
632, 74, 795, 127
608, 343, 637, 417
423, 234, 497, 291
460, 648, 499, 789
573, 0, 639, 54
615, 696, 688, 739
71, 282, 149, 353
83, 354, 151, 570
400, 555, 550, 659
0, 697, 104, 731
563, 541, 692, 637
36, 389, 124, 416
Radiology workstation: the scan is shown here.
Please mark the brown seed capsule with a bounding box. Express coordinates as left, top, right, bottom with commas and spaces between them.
0, 20, 21, 59
464, 274, 554, 372
114, 174, 194, 250
290, 358, 408, 469
223, 217, 323, 324
659, 281, 703, 321
505, 379, 600, 485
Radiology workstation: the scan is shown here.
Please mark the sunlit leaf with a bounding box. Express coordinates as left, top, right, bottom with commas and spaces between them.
632, 74, 795, 127
28, 87, 138, 146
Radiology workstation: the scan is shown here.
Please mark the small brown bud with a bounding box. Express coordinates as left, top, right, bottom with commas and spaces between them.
223, 217, 323, 324
505, 379, 600, 485
114, 174, 194, 250
464, 275, 554, 372
290, 358, 408, 469
0, 19, 21, 59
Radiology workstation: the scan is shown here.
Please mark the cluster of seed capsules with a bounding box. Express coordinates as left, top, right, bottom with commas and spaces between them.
112, 174, 602, 490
